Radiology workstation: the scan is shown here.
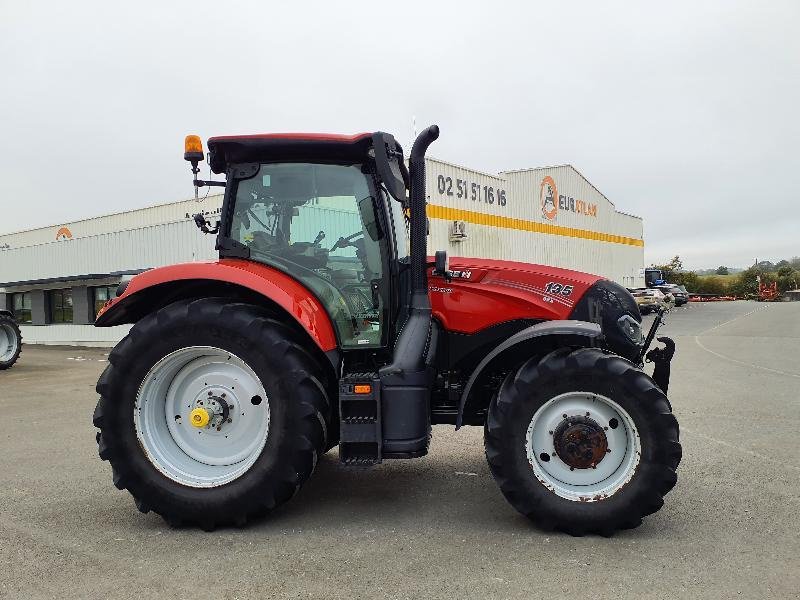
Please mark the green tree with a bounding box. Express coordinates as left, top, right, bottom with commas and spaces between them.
715, 266, 729, 275
730, 267, 761, 298
697, 276, 729, 295
777, 270, 798, 292
651, 256, 683, 282
756, 260, 776, 272
677, 271, 699, 292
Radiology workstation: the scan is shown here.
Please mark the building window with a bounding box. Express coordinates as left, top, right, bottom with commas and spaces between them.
12, 292, 32, 324
92, 286, 116, 318
49, 289, 73, 323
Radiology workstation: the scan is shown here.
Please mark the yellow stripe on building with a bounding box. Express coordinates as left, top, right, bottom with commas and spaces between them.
426, 204, 644, 247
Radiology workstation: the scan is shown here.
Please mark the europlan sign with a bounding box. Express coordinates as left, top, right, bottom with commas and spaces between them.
539, 176, 598, 222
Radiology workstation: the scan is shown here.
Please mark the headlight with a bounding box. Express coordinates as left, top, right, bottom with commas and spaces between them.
617, 314, 644, 345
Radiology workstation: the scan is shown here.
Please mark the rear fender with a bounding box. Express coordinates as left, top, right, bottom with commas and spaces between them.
456, 320, 603, 429
96, 259, 338, 354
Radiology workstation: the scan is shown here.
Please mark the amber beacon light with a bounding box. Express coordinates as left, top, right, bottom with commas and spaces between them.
184, 134, 204, 163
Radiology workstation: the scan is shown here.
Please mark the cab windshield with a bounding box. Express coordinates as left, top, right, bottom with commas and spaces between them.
229, 162, 386, 348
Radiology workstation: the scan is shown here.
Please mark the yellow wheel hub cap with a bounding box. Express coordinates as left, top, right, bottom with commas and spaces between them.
189, 407, 211, 428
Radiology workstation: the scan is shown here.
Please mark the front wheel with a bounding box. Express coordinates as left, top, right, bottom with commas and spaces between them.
93, 298, 330, 529
484, 347, 681, 536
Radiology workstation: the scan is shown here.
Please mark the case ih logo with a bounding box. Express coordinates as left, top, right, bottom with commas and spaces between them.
539, 176, 598, 221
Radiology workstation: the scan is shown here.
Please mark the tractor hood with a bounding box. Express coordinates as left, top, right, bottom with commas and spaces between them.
428, 257, 601, 331
428, 256, 642, 360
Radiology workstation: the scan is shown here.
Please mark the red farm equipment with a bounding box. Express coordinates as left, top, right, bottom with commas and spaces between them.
758, 280, 780, 302
92, 127, 681, 535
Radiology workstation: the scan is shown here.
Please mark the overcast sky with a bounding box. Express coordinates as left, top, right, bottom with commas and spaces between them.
1, 1, 797, 270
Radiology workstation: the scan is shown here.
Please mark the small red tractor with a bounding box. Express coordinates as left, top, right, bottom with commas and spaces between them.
93, 127, 680, 535
0, 309, 22, 370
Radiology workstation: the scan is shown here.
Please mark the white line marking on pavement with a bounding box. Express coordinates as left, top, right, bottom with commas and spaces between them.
693, 303, 800, 379
682, 426, 800, 473
694, 337, 800, 379
697, 304, 771, 336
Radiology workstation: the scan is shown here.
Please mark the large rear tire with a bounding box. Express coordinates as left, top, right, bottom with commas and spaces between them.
484, 347, 681, 536
0, 313, 22, 370
93, 298, 330, 529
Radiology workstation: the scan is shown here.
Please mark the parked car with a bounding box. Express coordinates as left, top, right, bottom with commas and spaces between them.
655, 284, 688, 306
631, 288, 672, 314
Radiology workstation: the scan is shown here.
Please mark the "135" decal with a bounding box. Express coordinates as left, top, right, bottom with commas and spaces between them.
545, 282, 574, 296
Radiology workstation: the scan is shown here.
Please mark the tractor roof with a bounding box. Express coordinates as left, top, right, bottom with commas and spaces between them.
207, 132, 373, 174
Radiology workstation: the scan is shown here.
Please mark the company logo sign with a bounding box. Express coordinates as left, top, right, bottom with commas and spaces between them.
539, 177, 598, 221
56, 227, 73, 241
540, 176, 558, 221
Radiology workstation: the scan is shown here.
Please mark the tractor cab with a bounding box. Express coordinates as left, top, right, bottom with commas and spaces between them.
194, 133, 411, 351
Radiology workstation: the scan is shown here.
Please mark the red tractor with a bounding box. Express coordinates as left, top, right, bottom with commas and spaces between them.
93, 126, 680, 535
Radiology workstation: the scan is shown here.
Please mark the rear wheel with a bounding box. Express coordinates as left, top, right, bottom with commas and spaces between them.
0, 313, 22, 370
484, 347, 681, 536
93, 298, 330, 529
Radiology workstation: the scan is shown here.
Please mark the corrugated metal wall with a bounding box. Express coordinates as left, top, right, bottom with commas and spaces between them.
19, 323, 132, 347
425, 159, 644, 287
0, 194, 225, 248
0, 203, 365, 287
1, 157, 645, 347
0, 220, 218, 285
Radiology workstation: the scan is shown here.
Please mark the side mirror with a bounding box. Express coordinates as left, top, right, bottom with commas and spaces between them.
371, 132, 407, 202
434, 250, 448, 276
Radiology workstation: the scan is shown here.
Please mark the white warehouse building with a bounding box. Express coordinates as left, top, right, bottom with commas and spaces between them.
0, 158, 644, 346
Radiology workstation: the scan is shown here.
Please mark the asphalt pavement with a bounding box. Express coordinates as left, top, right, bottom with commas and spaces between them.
1, 300, 798, 599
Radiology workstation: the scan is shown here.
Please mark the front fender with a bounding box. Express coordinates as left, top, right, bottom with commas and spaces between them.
96, 258, 338, 352
456, 320, 603, 428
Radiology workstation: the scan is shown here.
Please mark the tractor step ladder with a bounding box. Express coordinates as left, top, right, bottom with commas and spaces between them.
338, 373, 382, 465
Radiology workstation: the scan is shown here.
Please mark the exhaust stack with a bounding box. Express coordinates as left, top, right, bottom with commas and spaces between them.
378, 125, 439, 457
408, 125, 440, 300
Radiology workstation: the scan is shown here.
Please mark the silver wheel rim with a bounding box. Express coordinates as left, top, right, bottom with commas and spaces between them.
525, 391, 641, 502
135, 346, 270, 488
0, 323, 19, 363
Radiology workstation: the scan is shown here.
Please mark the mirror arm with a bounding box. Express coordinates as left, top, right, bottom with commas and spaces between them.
193, 179, 226, 188
193, 213, 220, 235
